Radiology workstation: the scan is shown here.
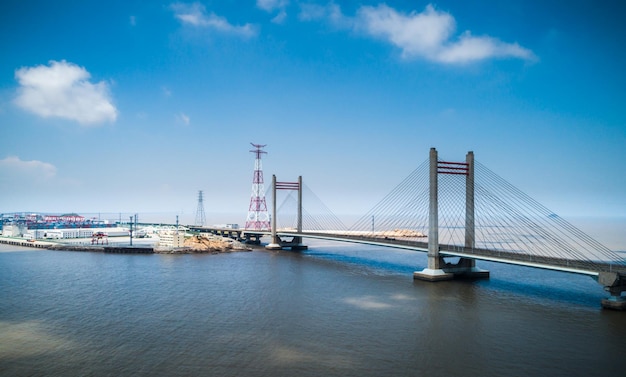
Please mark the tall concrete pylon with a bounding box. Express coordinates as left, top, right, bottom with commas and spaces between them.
413, 148, 489, 281
266, 175, 307, 251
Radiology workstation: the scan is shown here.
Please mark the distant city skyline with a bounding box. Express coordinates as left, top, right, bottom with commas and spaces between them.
1, 1, 625, 227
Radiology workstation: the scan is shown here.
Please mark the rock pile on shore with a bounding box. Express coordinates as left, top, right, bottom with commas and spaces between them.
155, 234, 252, 254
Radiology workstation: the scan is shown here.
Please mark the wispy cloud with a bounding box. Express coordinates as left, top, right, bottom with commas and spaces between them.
298, 2, 350, 27
0, 156, 82, 209
301, 3, 535, 64
257, 0, 289, 23
13, 60, 118, 125
257, 0, 288, 12
178, 112, 190, 125
271, 11, 287, 24
0, 156, 57, 180
170, 2, 257, 38
434, 31, 535, 63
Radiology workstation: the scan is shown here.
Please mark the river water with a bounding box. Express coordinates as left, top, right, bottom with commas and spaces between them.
1, 240, 625, 376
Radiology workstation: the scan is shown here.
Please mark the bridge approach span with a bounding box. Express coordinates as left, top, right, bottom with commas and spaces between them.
273, 230, 626, 278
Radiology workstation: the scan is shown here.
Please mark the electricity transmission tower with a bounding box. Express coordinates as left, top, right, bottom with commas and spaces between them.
245, 143, 271, 230
195, 190, 206, 226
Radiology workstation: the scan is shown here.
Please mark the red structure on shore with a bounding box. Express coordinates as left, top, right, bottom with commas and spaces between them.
245, 143, 271, 230
91, 232, 109, 245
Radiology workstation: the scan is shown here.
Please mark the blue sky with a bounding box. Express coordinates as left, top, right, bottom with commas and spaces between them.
0, 0, 625, 225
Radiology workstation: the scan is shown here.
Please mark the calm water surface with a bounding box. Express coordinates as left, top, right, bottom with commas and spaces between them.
1, 240, 625, 376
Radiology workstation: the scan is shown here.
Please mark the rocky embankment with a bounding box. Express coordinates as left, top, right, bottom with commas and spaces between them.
155, 234, 252, 254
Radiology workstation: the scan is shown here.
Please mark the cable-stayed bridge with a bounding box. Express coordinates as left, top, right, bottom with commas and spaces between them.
254, 148, 626, 310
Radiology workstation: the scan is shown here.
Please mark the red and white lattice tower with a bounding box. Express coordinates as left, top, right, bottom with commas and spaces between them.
245, 143, 271, 230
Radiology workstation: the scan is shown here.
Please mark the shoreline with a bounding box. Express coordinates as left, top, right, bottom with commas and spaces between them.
0, 235, 259, 254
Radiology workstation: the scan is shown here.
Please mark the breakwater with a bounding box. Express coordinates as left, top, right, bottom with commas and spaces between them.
47, 244, 154, 254
0, 237, 51, 249
0, 237, 154, 254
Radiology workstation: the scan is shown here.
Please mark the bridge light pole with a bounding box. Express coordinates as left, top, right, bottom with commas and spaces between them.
129, 216, 133, 246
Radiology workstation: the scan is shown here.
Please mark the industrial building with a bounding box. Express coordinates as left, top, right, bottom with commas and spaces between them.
1, 212, 128, 240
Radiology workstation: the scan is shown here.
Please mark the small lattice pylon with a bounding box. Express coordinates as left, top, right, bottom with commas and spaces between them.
245, 143, 271, 230
195, 190, 206, 226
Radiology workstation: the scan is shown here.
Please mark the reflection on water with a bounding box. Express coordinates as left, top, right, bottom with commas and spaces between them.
0, 320, 75, 359
1, 240, 625, 376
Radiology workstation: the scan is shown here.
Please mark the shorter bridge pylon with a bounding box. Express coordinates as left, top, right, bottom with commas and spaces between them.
413, 148, 489, 281
266, 175, 308, 251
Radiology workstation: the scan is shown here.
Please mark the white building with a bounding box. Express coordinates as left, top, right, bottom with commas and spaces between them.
19, 227, 130, 240
2, 224, 26, 237
158, 231, 186, 248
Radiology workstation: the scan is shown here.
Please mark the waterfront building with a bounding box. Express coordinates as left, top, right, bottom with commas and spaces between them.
158, 229, 186, 248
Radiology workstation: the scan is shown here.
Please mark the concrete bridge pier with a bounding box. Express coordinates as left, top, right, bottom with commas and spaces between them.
267, 235, 308, 251
414, 148, 489, 282
243, 232, 263, 245
599, 272, 626, 310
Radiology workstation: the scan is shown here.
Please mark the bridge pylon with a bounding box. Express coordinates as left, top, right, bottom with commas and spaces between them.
266, 175, 308, 251
413, 148, 490, 281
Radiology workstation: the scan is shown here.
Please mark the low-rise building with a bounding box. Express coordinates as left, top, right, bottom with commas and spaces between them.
158, 231, 186, 248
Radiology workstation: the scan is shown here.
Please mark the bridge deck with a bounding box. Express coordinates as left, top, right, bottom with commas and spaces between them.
276, 231, 626, 276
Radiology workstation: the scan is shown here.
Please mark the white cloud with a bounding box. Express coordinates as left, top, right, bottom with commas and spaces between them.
356, 4, 454, 59
170, 2, 257, 38
303, 3, 535, 64
13, 60, 117, 125
0, 156, 57, 180
356, 4, 535, 63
